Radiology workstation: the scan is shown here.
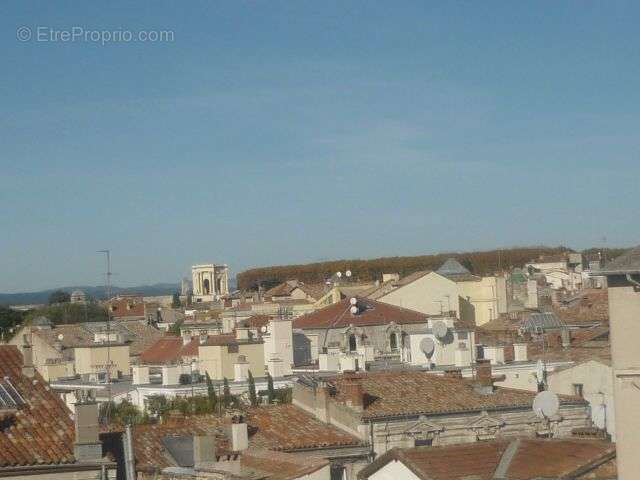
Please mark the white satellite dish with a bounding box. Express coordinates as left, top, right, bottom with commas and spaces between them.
350, 305, 359, 315
336, 271, 343, 278
533, 390, 560, 419
349, 297, 358, 306
345, 270, 352, 277
260, 326, 267, 333
433, 321, 448, 339
57, 333, 64, 341
420, 337, 435, 357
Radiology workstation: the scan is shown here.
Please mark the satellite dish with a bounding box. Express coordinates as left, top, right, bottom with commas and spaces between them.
346, 270, 352, 277
433, 321, 448, 339
533, 390, 560, 419
336, 271, 343, 278
350, 305, 359, 315
57, 334, 64, 341
260, 326, 267, 333
349, 297, 358, 305
420, 337, 435, 357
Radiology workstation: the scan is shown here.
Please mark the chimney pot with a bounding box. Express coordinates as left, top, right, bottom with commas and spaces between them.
193, 435, 216, 465
475, 359, 493, 387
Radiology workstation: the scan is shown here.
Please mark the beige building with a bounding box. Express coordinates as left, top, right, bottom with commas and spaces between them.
198, 332, 265, 381
436, 258, 499, 326
367, 271, 460, 317
9, 318, 162, 381
548, 359, 615, 439
598, 246, 640, 480
192, 263, 230, 302
293, 369, 591, 456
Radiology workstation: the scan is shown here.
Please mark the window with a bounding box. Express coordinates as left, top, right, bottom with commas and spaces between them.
390, 332, 398, 351
414, 438, 433, 447
573, 383, 584, 398
348, 334, 357, 352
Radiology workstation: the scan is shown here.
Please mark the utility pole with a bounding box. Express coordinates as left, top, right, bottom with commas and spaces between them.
98, 250, 113, 422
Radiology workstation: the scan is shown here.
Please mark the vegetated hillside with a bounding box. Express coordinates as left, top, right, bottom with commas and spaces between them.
236, 246, 626, 291
0, 283, 180, 306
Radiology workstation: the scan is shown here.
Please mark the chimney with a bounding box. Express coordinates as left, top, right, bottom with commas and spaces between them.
21, 335, 35, 378
234, 356, 249, 382
474, 359, 494, 395
230, 415, 249, 452
513, 343, 528, 362
236, 327, 250, 341
74, 392, 103, 462
162, 365, 180, 386
132, 365, 150, 385
315, 381, 331, 423
341, 371, 364, 411
193, 435, 217, 465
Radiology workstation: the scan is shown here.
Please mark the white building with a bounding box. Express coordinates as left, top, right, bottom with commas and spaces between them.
192, 263, 230, 302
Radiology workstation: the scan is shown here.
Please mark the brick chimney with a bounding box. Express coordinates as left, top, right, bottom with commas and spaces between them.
474, 359, 494, 395
342, 371, 364, 411
21, 335, 35, 378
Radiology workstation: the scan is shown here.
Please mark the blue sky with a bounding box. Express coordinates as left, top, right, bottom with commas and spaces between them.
1, 1, 638, 292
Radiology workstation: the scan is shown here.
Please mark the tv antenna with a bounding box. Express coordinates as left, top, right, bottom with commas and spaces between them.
97, 249, 113, 421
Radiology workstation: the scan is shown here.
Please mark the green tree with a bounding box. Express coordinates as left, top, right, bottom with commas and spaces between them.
0, 306, 26, 341
48, 290, 70, 304
205, 372, 217, 411
247, 370, 258, 407
223, 377, 232, 408
267, 373, 275, 404
100, 400, 147, 425
171, 292, 181, 308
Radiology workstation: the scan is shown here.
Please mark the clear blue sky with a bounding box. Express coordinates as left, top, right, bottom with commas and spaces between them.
1, 1, 638, 293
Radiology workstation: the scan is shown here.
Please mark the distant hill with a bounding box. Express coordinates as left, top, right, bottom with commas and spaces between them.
0, 283, 180, 306
236, 246, 627, 291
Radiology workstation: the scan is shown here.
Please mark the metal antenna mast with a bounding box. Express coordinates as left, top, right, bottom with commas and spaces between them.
98, 250, 113, 420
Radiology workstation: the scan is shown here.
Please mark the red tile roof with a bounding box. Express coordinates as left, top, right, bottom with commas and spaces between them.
132, 405, 360, 474
326, 370, 583, 419
0, 346, 75, 468
358, 438, 616, 480
107, 296, 145, 318
139, 336, 190, 364
293, 297, 427, 329
246, 404, 361, 451
241, 448, 328, 480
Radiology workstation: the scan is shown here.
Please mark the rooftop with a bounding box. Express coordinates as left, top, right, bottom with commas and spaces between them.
31, 321, 163, 356
598, 245, 640, 275
357, 438, 616, 480
293, 297, 427, 329
436, 258, 481, 282
0, 346, 75, 468
323, 370, 584, 419
133, 405, 361, 474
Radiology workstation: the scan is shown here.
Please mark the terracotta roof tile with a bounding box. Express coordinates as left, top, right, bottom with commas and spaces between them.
293, 297, 427, 329
358, 438, 615, 480
240, 448, 329, 480
132, 405, 360, 474
326, 370, 583, 419
0, 346, 75, 468
246, 404, 361, 451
